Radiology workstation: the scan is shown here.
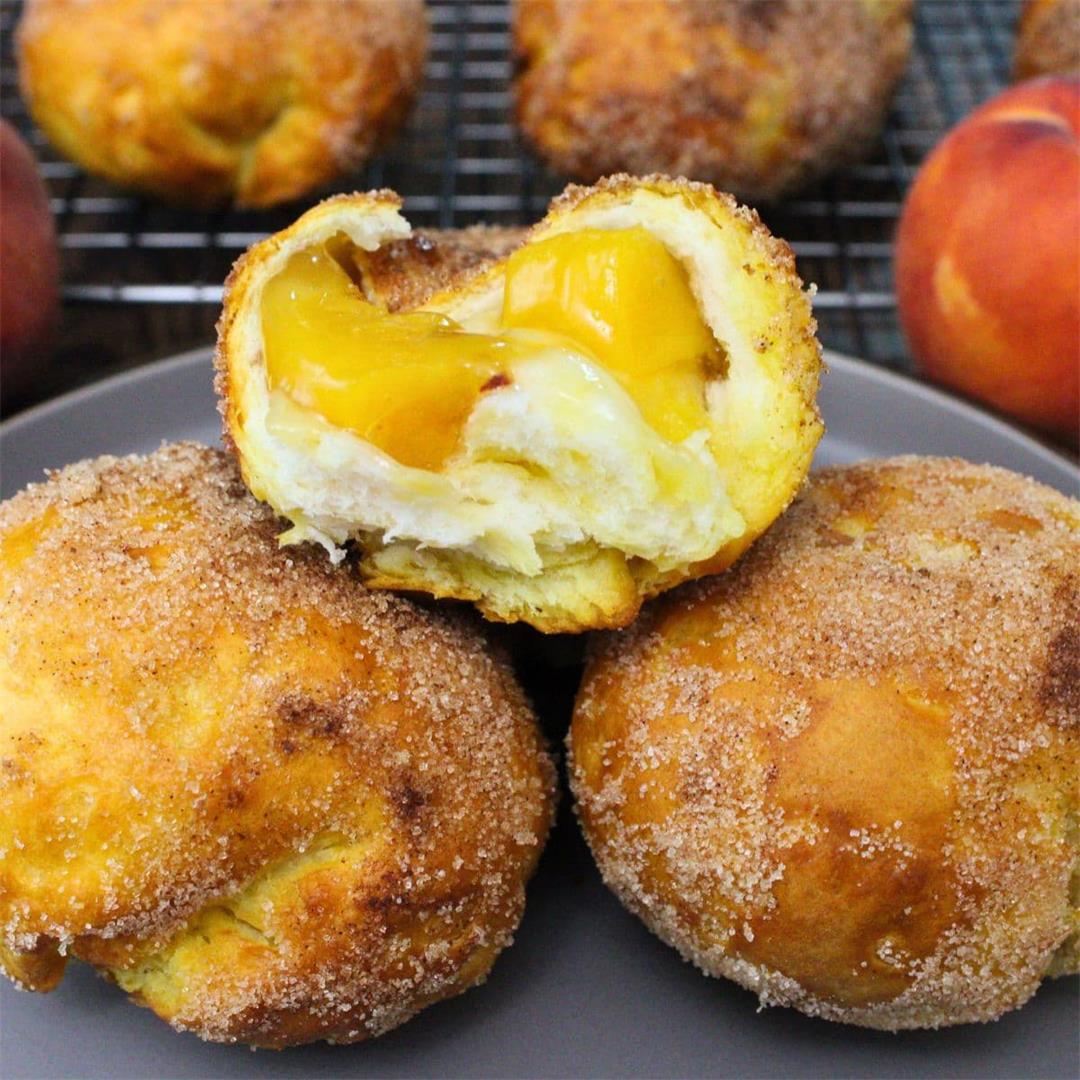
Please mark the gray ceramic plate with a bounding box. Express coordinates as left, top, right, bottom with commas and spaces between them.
1, 350, 1077, 1080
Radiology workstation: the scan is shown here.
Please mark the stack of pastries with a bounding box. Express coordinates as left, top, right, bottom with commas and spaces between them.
3, 172, 1076, 1049
5, 2, 1074, 1052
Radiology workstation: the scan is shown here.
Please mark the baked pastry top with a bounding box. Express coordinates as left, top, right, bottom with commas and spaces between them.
514, 0, 913, 201
572, 456, 1079, 1028
17, 0, 428, 207
0, 443, 555, 1047
1014, 0, 1080, 80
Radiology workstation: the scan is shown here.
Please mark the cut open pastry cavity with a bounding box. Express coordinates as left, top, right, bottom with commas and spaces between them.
218, 176, 823, 631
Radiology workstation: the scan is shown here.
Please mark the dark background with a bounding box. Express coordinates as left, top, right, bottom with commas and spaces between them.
0, 0, 1025, 417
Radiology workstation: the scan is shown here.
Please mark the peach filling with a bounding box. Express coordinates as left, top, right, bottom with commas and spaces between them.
260, 227, 722, 472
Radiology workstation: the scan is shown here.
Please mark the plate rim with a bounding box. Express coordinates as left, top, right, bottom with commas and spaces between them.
2, 346, 1076, 484
2, 348, 219, 442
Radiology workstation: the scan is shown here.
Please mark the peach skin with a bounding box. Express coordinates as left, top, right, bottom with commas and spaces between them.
0, 119, 58, 404
894, 76, 1079, 445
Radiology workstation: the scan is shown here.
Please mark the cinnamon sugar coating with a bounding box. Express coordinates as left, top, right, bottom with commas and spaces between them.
514, 0, 913, 201
0, 444, 555, 1047
1014, 0, 1080, 80
571, 456, 1079, 1028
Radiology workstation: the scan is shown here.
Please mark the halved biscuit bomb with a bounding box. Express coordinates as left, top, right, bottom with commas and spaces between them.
218, 175, 823, 632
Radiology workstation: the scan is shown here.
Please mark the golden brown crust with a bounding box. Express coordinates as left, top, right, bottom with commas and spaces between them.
513, 0, 913, 201
1014, 0, 1080, 80
571, 456, 1079, 1028
0, 443, 555, 1047
16, 0, 428, 208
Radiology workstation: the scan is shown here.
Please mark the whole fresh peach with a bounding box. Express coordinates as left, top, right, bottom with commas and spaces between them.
895, 77, 1079, 445
0, 119, 59, 406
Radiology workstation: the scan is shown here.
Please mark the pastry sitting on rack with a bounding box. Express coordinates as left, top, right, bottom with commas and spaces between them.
16, 0, 428, 208
513, 0, 914, 202
216, 175, 823, 632
1013, 0, 1080, 80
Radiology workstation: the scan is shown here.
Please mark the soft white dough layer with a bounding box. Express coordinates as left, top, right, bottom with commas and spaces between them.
260, 344, 744, 576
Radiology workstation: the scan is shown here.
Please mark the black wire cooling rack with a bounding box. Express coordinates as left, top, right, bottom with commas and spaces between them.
0, 0, 1022, 414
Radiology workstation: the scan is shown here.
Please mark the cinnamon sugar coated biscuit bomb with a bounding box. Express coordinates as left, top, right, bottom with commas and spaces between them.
0, 445, 555, 1048
217, 175, 823, 632
571, 457, 1079, 1029
513, 0, 913, 202
1014, 0, 1080, 80
16, 0, 428, 208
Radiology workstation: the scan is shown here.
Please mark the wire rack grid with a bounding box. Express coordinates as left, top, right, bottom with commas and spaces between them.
0, 0, 1022, 414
